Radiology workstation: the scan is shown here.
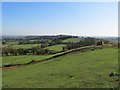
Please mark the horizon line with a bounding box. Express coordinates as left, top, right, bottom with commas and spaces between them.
2, 34, 118, 37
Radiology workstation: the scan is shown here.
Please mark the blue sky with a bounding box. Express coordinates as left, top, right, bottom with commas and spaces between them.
2, 2, 118, 36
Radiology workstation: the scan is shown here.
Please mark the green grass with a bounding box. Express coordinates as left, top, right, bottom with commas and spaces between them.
2, 45, 93, 66
2, 55, 52, 65
45, 44, 66, 51
8, 41, 18, 45
3, 48, 118, 88
11, 44, 40, 49
63, 38, 82, 43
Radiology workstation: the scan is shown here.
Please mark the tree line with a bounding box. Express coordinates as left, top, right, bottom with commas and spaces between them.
2, 46, 57, 56
62, 37, 108, 50
2, 37, 110, 56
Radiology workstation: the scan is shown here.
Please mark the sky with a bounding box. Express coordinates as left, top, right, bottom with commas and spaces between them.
2, 2, 118, 36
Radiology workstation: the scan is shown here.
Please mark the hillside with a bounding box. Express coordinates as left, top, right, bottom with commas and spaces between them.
3, 48, 118, 88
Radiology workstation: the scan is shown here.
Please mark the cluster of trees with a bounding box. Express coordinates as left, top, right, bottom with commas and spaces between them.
31, 47, 54, 55
48, 39, 62, 46
2, 41, 7, 45
2, 46, 18, 56
19, 35, 78, 46
2, 46, 55, 56
18, 40, 42, 44
103, 40, 109, 44
79, 37, 96, 46
63, 43, 80, 51
62, 37, 109, 51
18, 38, 65, 46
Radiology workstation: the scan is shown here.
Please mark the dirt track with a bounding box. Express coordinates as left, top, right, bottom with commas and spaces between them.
1, 65, 26, 70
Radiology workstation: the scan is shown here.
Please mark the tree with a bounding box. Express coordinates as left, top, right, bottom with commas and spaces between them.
62, 46, 67, 51
9, 48, 18, 55
2, 47, 10, 56
41, 43, 48, 48
104, 40, 109, 44
79, 37, 96, 46
2, 41, 6, 45
96, 41, 103, 45
118, 42, 120, 48
18, 48, 24, 55
31, 47, 38, 55
66, 43, 80, 50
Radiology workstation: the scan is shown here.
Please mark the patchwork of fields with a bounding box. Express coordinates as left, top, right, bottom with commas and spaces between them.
2, 1, 119, 88
3, 48, 118, 88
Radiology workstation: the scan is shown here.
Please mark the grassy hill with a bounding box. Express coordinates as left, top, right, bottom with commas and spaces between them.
63, 38, 82, 43
3, 48, 118, 88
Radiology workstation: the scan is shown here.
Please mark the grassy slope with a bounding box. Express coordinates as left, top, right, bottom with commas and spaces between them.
2, 55, 52, 65
3, 48, 118, 88
63, 38, 82, 43
11, 44, 40, 49
45, 44, 66, 51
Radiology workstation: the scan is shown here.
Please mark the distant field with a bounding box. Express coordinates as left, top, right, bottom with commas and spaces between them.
45, 44, 66, 51
7, 41, 18, 45
2, 40, 19, 45
63, 38, 82, 43
3, 48, 118, 88
11, 44, 40, 49
109, 40, 118, 44
2, 55, 52, 65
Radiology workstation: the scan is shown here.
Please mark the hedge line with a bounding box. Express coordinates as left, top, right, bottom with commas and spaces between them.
2, 45, 102, 68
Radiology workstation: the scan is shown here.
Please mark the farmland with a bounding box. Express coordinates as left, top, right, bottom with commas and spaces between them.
2, 35, 119, 88
45, 44, 66, 52
3, 48, 118, 88
2, 55, 52, 66
2, 2, 119, 89
63, 38, 82, 43
11, 44, 40, 49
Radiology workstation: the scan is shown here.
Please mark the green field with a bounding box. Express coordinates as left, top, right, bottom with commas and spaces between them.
63, 38, 82, 43
8, 41, 18, 45
3, 48, 118, 88
2, 40, 19, 45
45, 44, 66, 51
109, 40, 118, 44
2, 55, 52, 65
11, 44, 40, 49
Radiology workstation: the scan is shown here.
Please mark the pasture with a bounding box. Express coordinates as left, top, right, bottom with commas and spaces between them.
45, 44, 66, 51
2, 55, 52, 66
11, 44, 40, 49
3, 48, 118, 88
63, 38, 82, 43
